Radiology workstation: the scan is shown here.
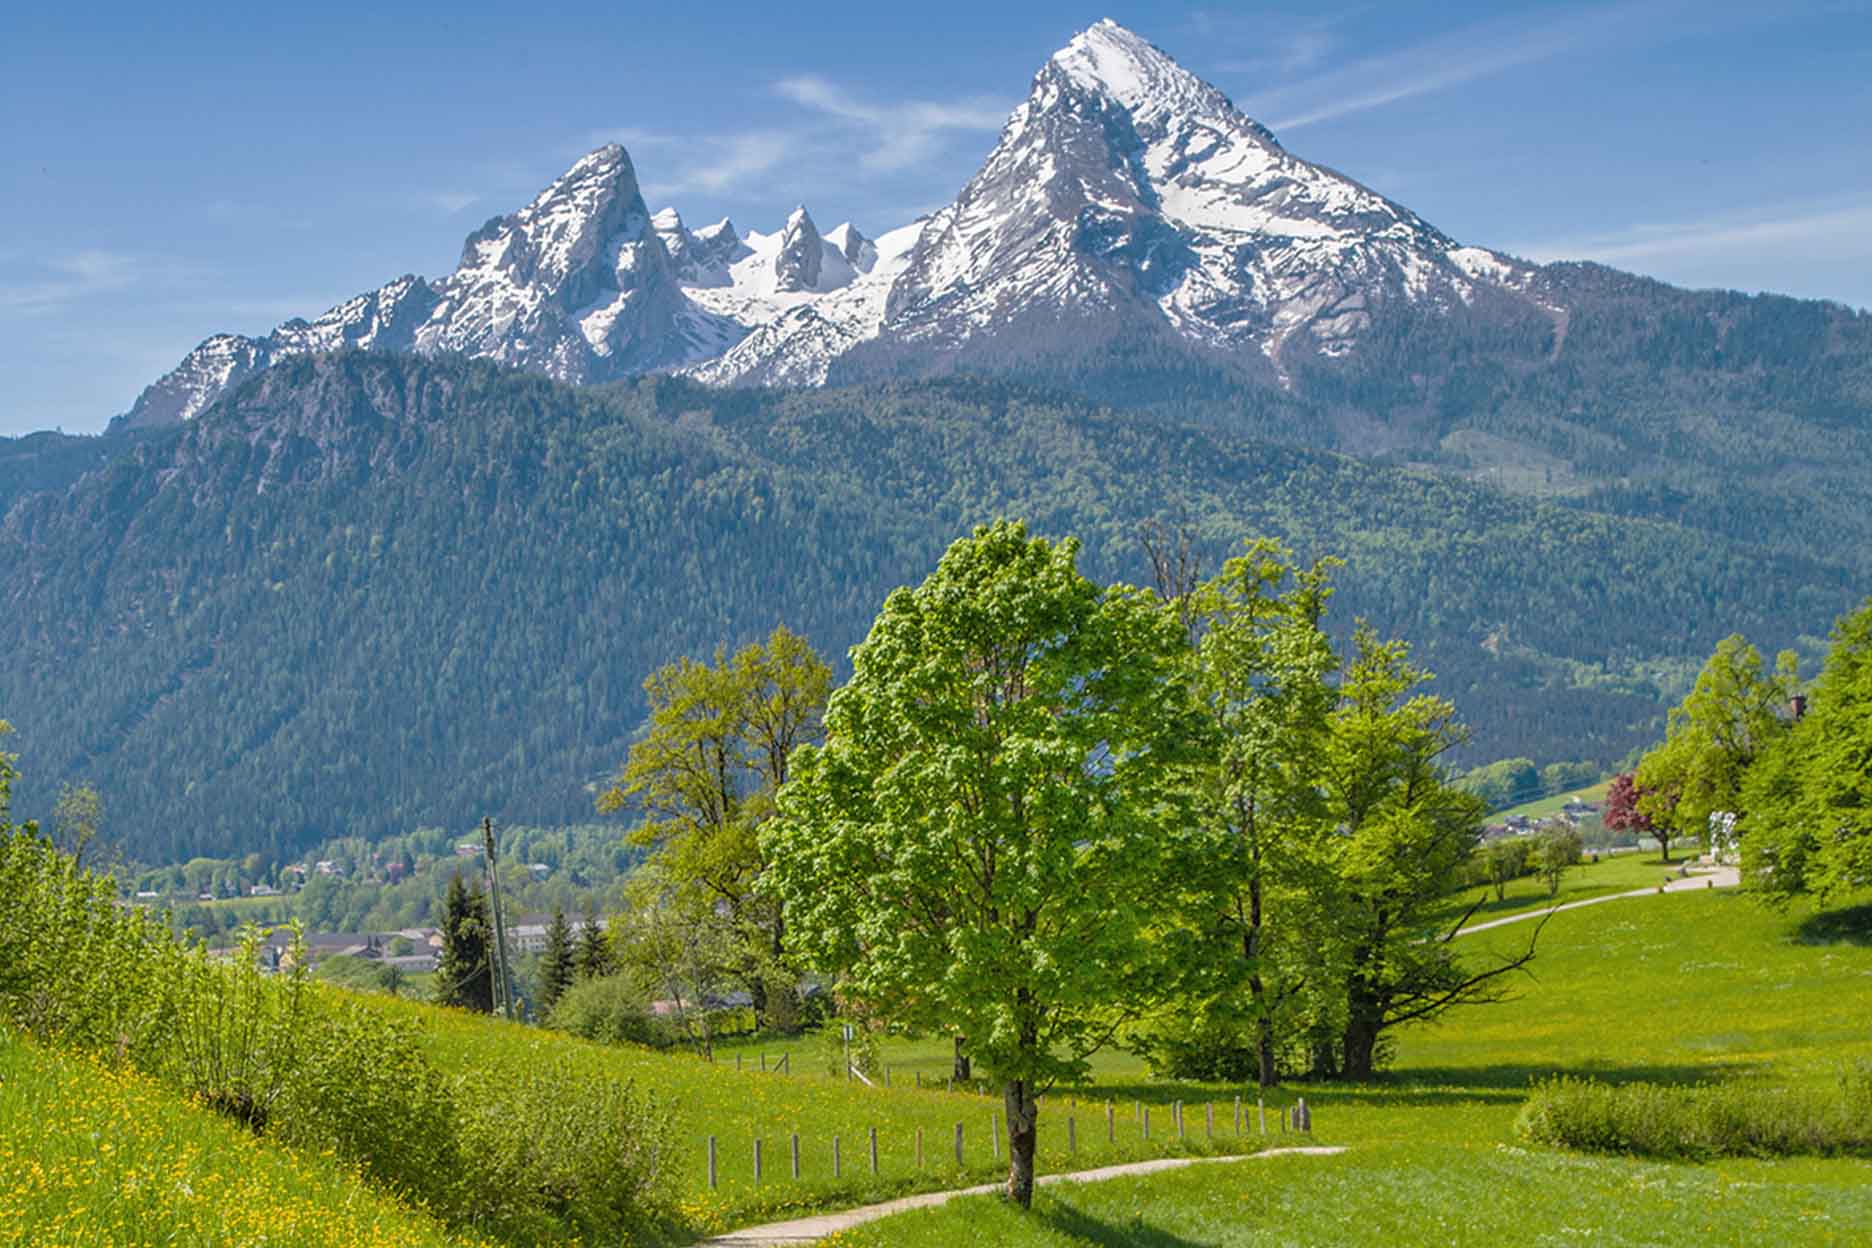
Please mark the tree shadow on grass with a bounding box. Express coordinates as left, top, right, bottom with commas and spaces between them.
1034, 1201, 1213, 1248
1073, 1061, 1757, 1114
1793, 904, 1872, 947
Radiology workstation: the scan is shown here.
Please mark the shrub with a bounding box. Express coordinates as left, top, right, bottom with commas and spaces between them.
546, 972, 674, 1047
274, 995, 463, 1208
1482, 837, 1534, 900
1129, 1017, 1261, 1082
1536, 825, 1584, 896
455, 1055, 674, 1240
1516, 1070, 1872, 1160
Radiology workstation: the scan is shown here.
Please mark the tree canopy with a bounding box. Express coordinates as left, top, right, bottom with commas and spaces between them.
597, 624, 829, 1027
1741, 599, 1872, 902
1636, 634, 1800, 850
764, 521, 1195, 1206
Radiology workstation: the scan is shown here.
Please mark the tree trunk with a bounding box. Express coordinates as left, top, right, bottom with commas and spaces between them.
1341, 978, 1383, 1081
1255, 1011, 1277, 1088
1245, 870, 1276, 1087
953, 1035, 971, 1082
749, 973, 769, 1026
1003, 1078, 1039, 1208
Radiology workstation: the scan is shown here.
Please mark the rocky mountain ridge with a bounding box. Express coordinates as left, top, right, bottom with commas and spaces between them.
118, 20, 1562, 428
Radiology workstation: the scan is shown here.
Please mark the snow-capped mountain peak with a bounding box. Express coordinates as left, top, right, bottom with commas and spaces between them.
120, 20, 1542, 423
1047, 18, 1239, 130
824, 222, 876, 273
774, 206, 829, 292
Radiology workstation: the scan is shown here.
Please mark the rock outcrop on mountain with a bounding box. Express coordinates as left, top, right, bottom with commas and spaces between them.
120, 146, 738, 429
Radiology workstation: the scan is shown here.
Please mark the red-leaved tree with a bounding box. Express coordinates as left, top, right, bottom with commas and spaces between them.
1604, 771, 1674, 862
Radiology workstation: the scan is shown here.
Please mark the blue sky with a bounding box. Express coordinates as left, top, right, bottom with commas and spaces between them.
3, 0, 1869, 436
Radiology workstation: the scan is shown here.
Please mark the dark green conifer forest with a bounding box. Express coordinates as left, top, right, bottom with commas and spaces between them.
0, 350, 1862, 861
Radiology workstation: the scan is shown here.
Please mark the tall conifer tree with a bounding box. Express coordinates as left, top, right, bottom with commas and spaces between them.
538, 907, 576, 1011
436, 871, 493, 1013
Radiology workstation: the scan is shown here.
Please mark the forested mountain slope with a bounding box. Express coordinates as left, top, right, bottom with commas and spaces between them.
0, 352, 1859, 860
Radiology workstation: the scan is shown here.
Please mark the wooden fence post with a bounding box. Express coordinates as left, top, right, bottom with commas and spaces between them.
754, 1138, 763, 1184
834, 1135, 842, 1178
916, 1126, 924, 1170
760, 1052, 767, 1073
991, 1111, 1000, 1159
916, 1071, 922, 1089
1143, 1106, 1150, 1140
1107, 1100, 1115, 1143
1233, 1095, 1241, 1135
791, 1132, 801, 1180
954, 1122, 964, 1168
736, 1053, 743, 1072
869, 1126, 879, 1175
1174, 1100, 1184, 1139
1258, 1096, 1267, 1135
707, 1135, 718, 1190
1205, 1102, 1214, 1139
1068, 1116, 1077, 1154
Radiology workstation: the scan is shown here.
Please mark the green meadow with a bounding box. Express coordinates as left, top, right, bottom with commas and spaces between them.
316, 879, 1872, 1244
822, 887, 1872, 1247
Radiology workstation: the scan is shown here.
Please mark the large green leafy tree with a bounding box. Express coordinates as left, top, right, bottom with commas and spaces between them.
763, 521, 1194, 1207
1150, 541, 1338, 1087
1741, 599, 1872, 902
435, 872, 494, 1014
1636, 635, 1800, 851
597, 625, 829, 1026
1309, 626, 1530, 1080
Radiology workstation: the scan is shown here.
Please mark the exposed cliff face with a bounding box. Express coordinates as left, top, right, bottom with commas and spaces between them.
120, 147, 737, 429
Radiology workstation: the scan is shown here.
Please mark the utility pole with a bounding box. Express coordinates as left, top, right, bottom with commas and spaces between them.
481, 816, 515, 1019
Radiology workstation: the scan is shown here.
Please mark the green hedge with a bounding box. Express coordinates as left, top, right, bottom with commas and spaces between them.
1516, 1072, 1872, 1160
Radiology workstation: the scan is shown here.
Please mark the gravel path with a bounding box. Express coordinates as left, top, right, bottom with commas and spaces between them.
1455, 865, 1740, 937
693, 1146, 1348, 1245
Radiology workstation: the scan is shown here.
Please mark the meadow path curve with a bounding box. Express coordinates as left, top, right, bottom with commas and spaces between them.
693, 1146, 1348, 1246
1455, 864, 1740, 938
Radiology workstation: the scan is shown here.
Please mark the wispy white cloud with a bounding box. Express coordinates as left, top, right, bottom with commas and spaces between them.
773, 75, 1008, 173
1193, 8, 1356, 79
637, 130, 801, 200
428, 191, 479, 217
1245, 0, 1694, 131
0, 250, 141, 310
1509, 197, 1872, 270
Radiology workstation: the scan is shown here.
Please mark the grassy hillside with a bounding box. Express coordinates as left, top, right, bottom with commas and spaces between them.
820, 887, 1872, 1246
0, 1030, 478, 1248
1494, 777, 1613, 823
